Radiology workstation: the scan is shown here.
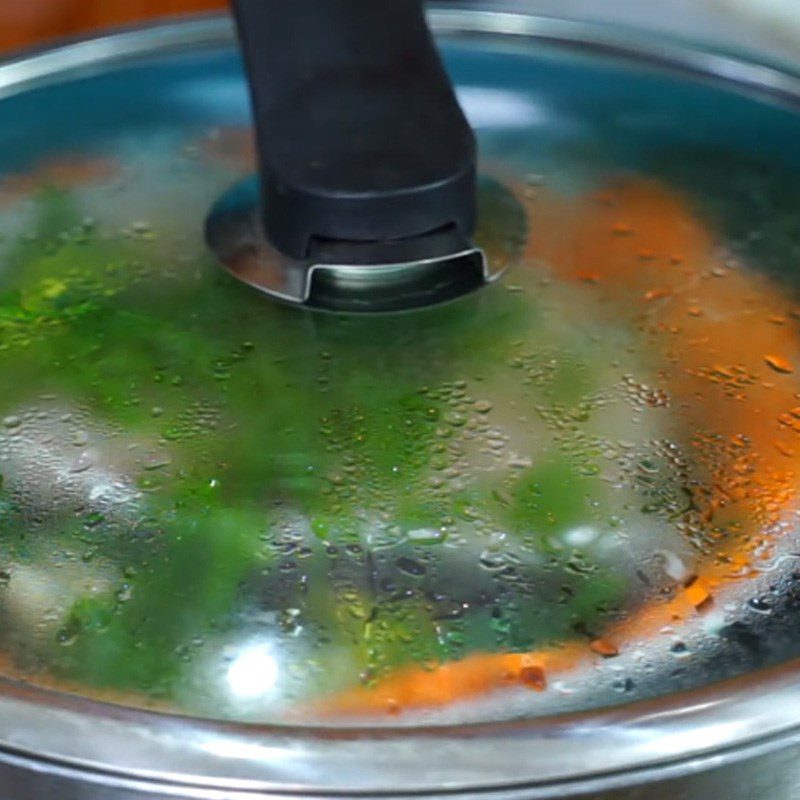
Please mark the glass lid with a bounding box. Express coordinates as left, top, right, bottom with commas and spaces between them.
2, 12, 800, 732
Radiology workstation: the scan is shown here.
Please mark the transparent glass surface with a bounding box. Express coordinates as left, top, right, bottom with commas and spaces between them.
1, 32, 800, 726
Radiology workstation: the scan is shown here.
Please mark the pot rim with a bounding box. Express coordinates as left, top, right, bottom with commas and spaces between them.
1, 7, 799, 797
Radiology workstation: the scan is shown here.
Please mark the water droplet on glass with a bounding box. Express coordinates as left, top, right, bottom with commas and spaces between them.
765, 354, 793, 374
395, 557, 426, 577
69, 451, 95, 473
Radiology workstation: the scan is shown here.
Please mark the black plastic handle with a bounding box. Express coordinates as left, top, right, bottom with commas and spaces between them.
231, 0, 477, 260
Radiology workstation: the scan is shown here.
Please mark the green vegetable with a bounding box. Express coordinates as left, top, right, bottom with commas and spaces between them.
0, 182, 674, 718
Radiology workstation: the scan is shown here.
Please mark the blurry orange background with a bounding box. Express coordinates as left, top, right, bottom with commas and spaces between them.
0, 0, 227, 53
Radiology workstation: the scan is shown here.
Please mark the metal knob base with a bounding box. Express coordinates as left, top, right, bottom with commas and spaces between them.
205, 174, 527, 313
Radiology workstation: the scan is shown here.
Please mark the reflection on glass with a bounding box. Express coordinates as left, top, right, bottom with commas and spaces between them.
0, 39, 799, 728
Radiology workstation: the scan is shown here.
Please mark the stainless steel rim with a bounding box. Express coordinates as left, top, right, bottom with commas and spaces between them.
2, 7, 800, 797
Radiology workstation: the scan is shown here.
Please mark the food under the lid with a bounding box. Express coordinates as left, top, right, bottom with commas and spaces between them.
1, 39, 800, 726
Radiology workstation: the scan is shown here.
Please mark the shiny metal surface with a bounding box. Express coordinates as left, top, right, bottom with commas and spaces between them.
2, 7, 800, 799
205, 175, 523, 311
3, 658, 800, 797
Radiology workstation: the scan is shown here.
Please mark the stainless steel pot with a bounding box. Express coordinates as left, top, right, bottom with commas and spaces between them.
1, 3, 800, 798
